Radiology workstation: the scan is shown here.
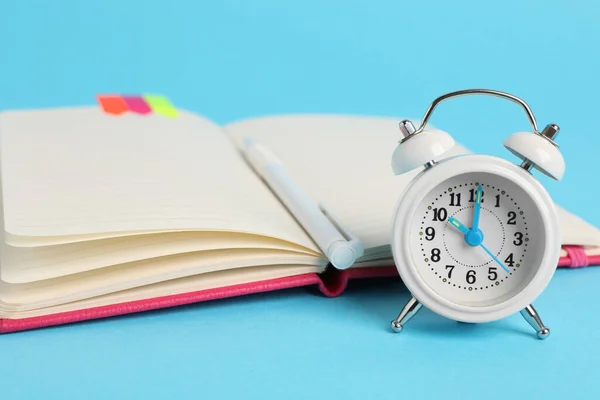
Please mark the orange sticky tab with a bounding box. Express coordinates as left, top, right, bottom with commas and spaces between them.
97, 95, 129, 115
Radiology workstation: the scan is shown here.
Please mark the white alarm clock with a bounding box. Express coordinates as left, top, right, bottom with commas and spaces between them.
389, 89, 564, 339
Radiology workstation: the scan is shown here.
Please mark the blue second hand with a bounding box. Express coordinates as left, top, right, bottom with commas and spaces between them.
479, 243, 510, 273
447, 216, 510, 274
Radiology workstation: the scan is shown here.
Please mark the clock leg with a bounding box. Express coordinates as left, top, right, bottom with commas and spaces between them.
390, 296, 422, 333
520, 304, 550, 340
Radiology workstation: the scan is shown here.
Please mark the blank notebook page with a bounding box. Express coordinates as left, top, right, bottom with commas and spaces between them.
224, 114, 464, 251
224, 114, 600, 251
0, 107, 317, 252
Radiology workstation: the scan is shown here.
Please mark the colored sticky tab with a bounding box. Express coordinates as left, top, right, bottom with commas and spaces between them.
123, 95, 152, 115
97, 95, 129, 115
142, 94, 178, 117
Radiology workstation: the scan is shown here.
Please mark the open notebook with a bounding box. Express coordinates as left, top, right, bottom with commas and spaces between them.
0, 102, 598, 332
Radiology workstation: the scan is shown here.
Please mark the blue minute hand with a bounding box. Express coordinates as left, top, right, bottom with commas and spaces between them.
472, 185, 483, 232
479, 243, 510, 273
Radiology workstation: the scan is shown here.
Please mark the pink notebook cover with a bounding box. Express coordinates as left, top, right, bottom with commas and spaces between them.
0, 245, 596, 333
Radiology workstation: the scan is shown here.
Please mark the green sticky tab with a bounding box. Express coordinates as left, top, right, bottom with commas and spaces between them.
142, 94, 178, 117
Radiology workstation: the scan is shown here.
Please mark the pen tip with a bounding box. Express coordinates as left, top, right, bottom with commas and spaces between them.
242, 136, 256, 149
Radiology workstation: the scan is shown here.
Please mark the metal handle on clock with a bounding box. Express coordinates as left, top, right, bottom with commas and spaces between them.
411, 89, 541, 135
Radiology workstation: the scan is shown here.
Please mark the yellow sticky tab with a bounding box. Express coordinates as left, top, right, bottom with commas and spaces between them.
142, 94, 178, 117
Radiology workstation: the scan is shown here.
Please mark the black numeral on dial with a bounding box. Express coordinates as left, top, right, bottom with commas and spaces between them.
488, 267, 497, 281
445, 265, 454, 278
505, 253, 515, 267
425, 227, 435, 241
507, 211, 516, 225
469, 189, 484, 203
449, 193, 462, 207
513, 232, 524, 246
432, 208, 447, 221
431, 248, 441, 262
495, 194, 500, 207
466, 270, 476, 284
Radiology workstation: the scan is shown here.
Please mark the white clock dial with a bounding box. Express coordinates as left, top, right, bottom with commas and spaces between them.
408, 172, 545, 308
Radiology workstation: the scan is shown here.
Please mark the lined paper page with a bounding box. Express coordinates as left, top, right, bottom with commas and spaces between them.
0, 249, 325, 309
0, 107, 319, 253
0, 264, 322, 319
224, 114, 600, 250
1, 231, 319, 284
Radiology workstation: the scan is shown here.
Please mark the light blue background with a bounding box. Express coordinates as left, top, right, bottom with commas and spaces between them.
1, 0, 599, 398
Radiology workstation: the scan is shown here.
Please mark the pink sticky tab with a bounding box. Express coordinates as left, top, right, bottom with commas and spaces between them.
122, 95, 152, 115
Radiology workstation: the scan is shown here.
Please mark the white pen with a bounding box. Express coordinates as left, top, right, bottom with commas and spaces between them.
241, 136, 363, 270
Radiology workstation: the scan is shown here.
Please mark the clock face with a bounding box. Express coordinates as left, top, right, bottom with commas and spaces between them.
409, 172, 546, 307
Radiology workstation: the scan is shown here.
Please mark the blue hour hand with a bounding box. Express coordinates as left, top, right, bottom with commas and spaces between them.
449, 215, 484, 247
447, 216, 470, 235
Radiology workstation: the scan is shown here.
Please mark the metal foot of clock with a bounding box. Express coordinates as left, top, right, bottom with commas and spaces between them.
390, 298, 550, 339
520, 304, 550, 339
390, 296, 422, 332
